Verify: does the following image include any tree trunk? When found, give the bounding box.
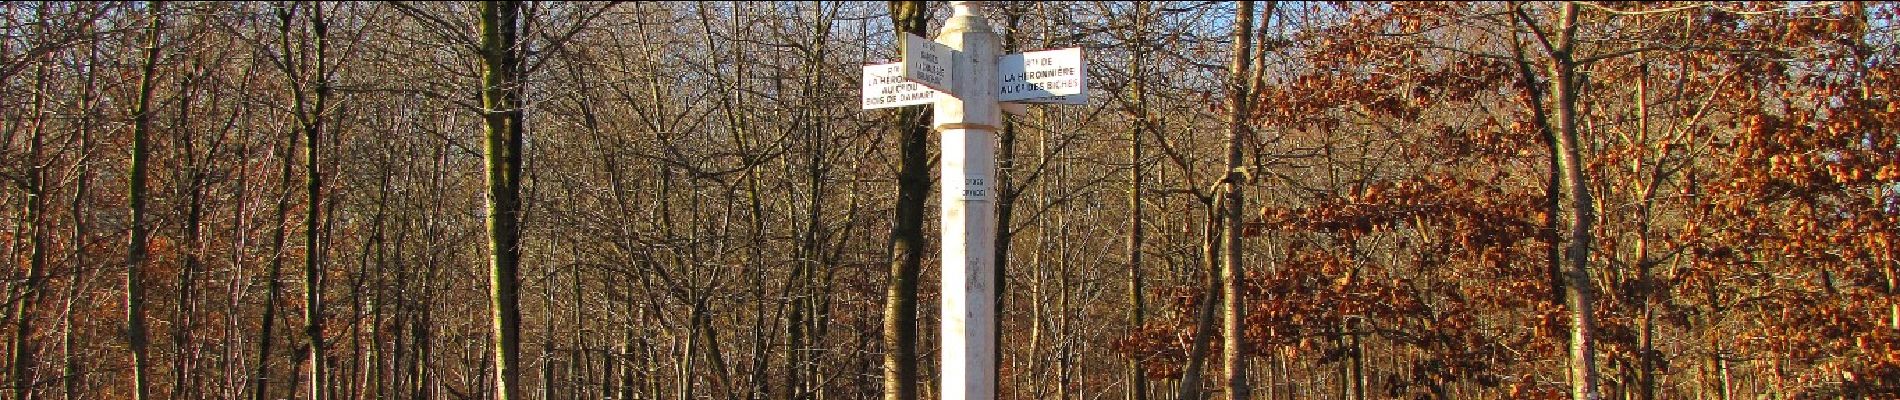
[1633,63,1658,400]
[787,16,834,393]
[1124,4,1150,397]
[1545,4,1602,399]
[994,6,1024,399]
[251,109,300,400]
[63,41,100,400]
[1222,2,1255,399]
[478,2,527,400]
[123,4,165,399]
[1176,204,1222,400]
[10,61,52,400]
[883,3,929,400]
[272,3,335,398]
[1507,12,1568,310]
[169,63,205,400]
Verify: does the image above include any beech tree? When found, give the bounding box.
[122,3,165,399]
[477,1,526,400]
[882,3,929,400]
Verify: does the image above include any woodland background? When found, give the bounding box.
[0,1,1896,400]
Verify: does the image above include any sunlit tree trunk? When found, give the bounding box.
[1514,3,1602,398]
[478,2,527,400]
[1123,4,1151,398]
[1632,63,1658,400]
[1551,12,1602,400]
[883,2,928,400]
[1221,2,1255,399]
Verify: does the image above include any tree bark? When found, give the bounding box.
[1633,63,1657,400]
[1506,4,1569,313]
[1176,204,1221,400]
[1221,2,1255,399]
[1510,5,1601,397]
[62,37,100,400]
[1124,4,1150,398]
[883,2,928,400]
[994,6,1024,399]
[251,103,300,400]
[479,2,527,400]
[10,61,52,400]
[169,73,205,400]
[272,3,334,397]
[1540,3,1602,399]
[123,4,165,399]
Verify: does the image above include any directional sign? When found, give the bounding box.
[863,62,945,110]
[901,33,955,95]
[999,47,1085,102]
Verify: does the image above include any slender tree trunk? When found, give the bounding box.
[251,113,300,400]
[883,3,928,400]
[570,272,586,400]
[1349,318,1364,400]
[1124,5,1150,396]
[1633,63,1658,400]
[1545,4,1602,399]
[57,275,81,400]
[171,154,206,400]
[1504,0,1565,333]
[61,82,93,400]
[169,64,205,400]
[677,301,701,400]
[271,3,334,398]
[479,2,527,400]
[346,245,368,400]
[786,24,834,394]
[619,340,635,400]
[993,6,1023,398]
[124,4,166,399]
[1506,7,1568,309]
[370,209,390,400]
[63,43,98,400]
[540,279,556,400]
[1221,2,1255,399]
[409,299,430,400]
[1540,126,1566,307]
[10,62,52,400]
[1176,203,1221,400]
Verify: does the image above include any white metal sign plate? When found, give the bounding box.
[901,33,956,95]
[999,47,1085,102]
[862,62,944,109]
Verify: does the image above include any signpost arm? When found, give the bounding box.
[936,2,1001,400]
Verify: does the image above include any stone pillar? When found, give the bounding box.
[935,2,1001,400]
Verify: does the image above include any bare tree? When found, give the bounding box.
[478,2,527,400]
[1220,2,1255,399]
[881,3,930,400]
[120,3,166,399]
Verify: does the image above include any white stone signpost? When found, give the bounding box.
[858,2,1088,399]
